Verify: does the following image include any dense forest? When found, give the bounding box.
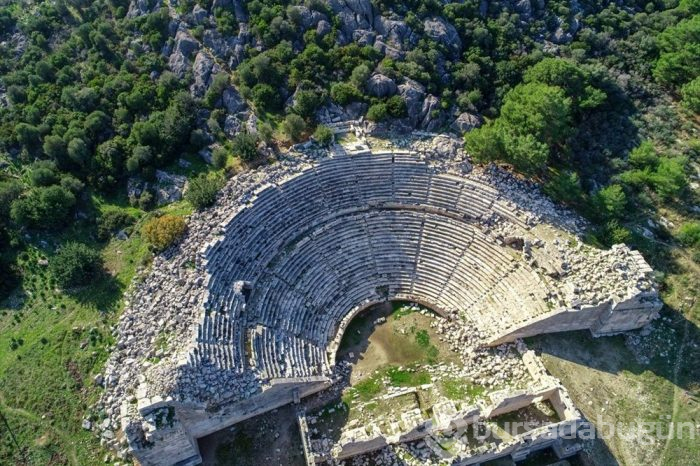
[0,0,699,286]
[0,0,698,463]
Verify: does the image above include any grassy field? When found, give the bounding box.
[0,193,193,464]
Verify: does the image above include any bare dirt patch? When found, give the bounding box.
[337,301,457,385]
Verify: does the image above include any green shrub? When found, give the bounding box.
[366,103,388,121]
[203,73,229,108]
[10,185,76,229]
[386,95,407,117]
[282,114,306,142]
[543,170,583,205]
[628,141,659,169]
[353,375,383,401]
[97,210,136,241]
[649,157,687,200]
[594,184,627,221]
[293,89,324,119]
[185,172,225,210]
[330,82,362,105]
[681,77,700,113]
[30,167,59,187]
[313,125,334,146]
[603,220,632,245]
[231,133,259,161]
[523,57,606,110]
[142,214,187,251]
[50,242,103,288]
[60,174,85,194]
[251,83,281,112]
[677,221,700,247]
[415,329,430,347]
[212,147,228,169]
[465,82,572,175]
[0,181,24,219]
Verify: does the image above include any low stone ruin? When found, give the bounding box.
[303,339,586,465]
[94,134,661,465]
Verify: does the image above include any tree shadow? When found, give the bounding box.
[527,302,700,391]
[71,271,124,313]
[570,82,641,187]
[526,302,700,464]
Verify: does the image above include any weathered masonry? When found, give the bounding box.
[96,136,661,465]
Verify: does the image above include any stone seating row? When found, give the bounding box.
[194,152,549,377]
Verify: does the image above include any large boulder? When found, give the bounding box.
[373,40,405,60]
[423,17,462,59]
[353,29,376,46]
[190,52,215,98]
[223,88,246,114]
[127,0,160,18]
[168,29,200,78]
[224,114,243,138]
[326,0,374,43]
[288,6,327,30]
[168,52,189,78]
[514,0,532,21]
[366,74,397,98]
[228,26,252,68]
[316,20,331,37]
[345,102,368,119]
[374,17,417,50]
[451,112,483,133]
[203,29,231,59]
[173,29,199,57]
[192,4,209,24]
[399,79,426,126]
[419,95,443,131]
[232,0,248,22]
[154,170,187,205]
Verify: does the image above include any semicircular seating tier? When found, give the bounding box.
[188,149,660,384]
[102,145,661,466]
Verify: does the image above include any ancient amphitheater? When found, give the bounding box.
[96,132,661,465]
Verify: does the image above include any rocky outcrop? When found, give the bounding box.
[419,94,444,131]
[515,0,533,21]
[316,20,332,37]
[327,0,375,43]
[399,79,426,127]
[451,112,483,133]
[423,16,462,59]
[353,29,376,46]
[168,29,199,78]
[127,0,161,18]
[224,114,243,138]
[212,0,247,21]
[223,88,246,114]
[366,74,397,97]
[374,17,417,51]
[192,4,208,24]
[190,52,215,98]
[288,5,328,31]
[155,170,187,205]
